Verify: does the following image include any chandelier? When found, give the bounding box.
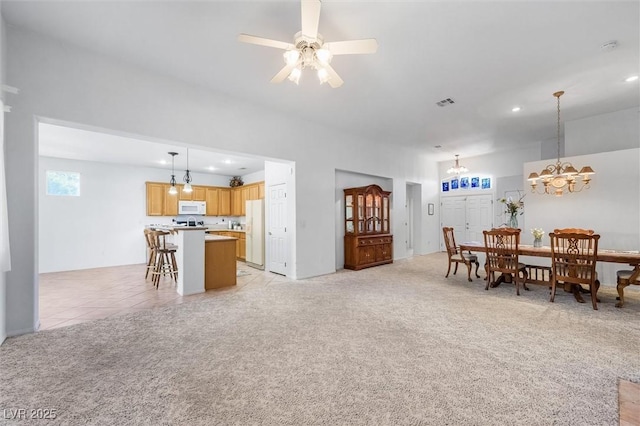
[527,91,594,196]
[446,155,468,175]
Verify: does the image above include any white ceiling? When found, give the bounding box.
[4,1,640,165]
[38,123,267,176]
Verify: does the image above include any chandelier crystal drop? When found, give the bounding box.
[527,91,594,196]
[446,155,469,175]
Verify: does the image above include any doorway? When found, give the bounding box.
[440,194,493,250]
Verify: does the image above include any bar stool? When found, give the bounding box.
[148,230,178,288]
[144,229,158,280]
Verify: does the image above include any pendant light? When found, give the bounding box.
[168,152,178,195]
[527,91,594,196]
[183,148,193,193]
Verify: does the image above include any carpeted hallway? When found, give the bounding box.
[1,253,639,425]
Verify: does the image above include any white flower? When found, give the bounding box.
[531,228,544,239]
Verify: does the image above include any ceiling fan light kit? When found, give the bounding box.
[238,0,377,88]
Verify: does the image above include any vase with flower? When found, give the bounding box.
[499,192,525,228]
[531,228,544,247]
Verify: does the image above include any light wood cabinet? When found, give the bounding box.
[146,182,165,216]
[207,230,246,260]
[258,182,265,200]
[205,188,220,216]
[219,189,231,216]
[192,186,206,201]
[146,181,264,217]
[231,188,242,216]
[344,184,393,270]
[165,188,178,216]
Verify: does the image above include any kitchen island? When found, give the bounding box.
[148,226,237,294]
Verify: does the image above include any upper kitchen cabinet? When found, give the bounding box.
[147,182,178,216]
[206,187,232,216]
[218,188,231,216]
[178,185,206,201]
[230,182,264,215]
[146,181,264,216]
[146,182,165,216]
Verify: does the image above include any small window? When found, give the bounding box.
[46,170,80,196]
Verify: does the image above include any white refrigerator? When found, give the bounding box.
[245,199,265,269]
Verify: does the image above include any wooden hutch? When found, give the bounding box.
[343,184,393,270]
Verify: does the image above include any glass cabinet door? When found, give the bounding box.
[357,194,365,233]
[374,194,381,232]
[382,196,389,233]
[345,194,354,233]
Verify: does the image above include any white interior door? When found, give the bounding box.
[268,183,287,275]
[440,195,493,249]
[466,195,493,242]
[440,197,466,250]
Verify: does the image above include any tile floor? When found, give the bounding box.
[38,262,288,330]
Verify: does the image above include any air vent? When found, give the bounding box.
[436,98,455,107]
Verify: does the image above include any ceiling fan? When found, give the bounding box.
[238,0,378,88]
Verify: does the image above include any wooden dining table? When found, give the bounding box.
[459,242,640,307]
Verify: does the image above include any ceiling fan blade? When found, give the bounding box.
[324,39,378,55]
[270,63,297,84]
[324,64,344,88]
[301,0,321,40]
[238,33,294,50]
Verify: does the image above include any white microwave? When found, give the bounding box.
[178,201,206,215]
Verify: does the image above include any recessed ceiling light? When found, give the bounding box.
[208,166,215,171]
[434,145,442,149]
[224,159,233,164]
[159,160,167,165]
[512,106,521,112]
[625,75,639,82]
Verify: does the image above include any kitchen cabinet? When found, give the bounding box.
[146,181,265,217]
[343,184,393,270]
[165,188,178,216]
[178,185,204,201]
[146,182,165,216]
[207,230,246,260]
[218,189,231,216]
[231,188,243,216]
[205,188,220,216]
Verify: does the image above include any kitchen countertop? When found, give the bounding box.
[205,235,238,242]
[207,228,245,233]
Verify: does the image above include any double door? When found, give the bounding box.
[440,195,493,250]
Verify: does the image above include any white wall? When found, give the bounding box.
[0,12,7,344]
[5,27,439,335]
[39,156,234,273]
[565,107,639,156]
[523,148,640,285]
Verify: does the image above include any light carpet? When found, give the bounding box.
[1,253,639,425]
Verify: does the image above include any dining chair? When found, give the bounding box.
[552,228,600,301]
[615,268,640,308]
[442,227,480,282]
[549,231,600,310]
[483,227,527,295]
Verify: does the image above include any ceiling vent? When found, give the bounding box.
[436,98,455,107]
